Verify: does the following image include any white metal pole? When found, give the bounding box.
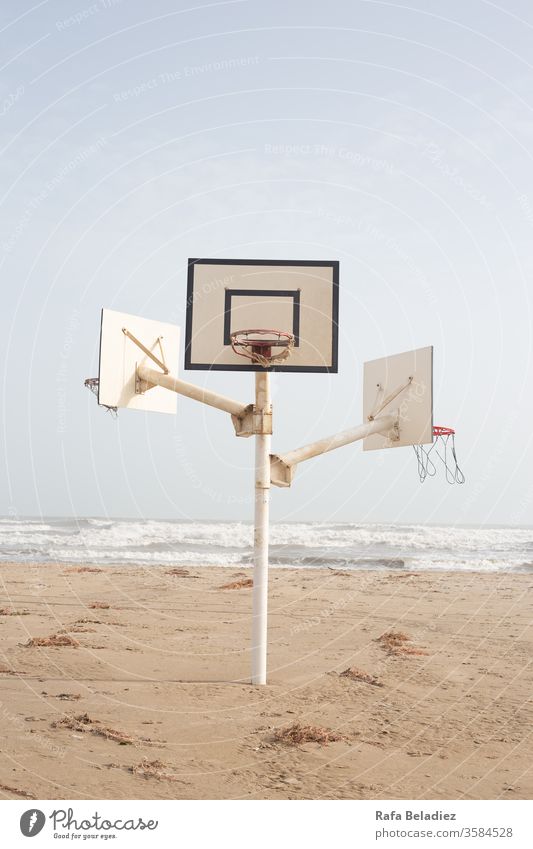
[251,370,271,685]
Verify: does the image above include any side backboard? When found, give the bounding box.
[98,309,180,414]
[185,259,339,372]
[363,346,433,450]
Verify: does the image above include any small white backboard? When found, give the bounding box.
[363,346,433,450]
[185,258,339,372]
[98,308,180,414]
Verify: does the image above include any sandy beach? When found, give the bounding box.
[0,562,531,800]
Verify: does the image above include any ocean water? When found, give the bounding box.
[0,517,531,573]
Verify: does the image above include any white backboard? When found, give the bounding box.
[98,309,180,414]
[363,346,433,450]
[185,259,339,372]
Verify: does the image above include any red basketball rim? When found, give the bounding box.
[433,425,455,437]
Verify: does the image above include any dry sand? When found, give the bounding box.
[0,562,532,800]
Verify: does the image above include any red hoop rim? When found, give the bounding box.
[433,425,455,437]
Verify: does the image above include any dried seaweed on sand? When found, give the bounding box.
[340,667,383,687]
[272,722,344,746]
[24,634,79,648]
[376,630,428,656]
[129,759,181,781]
[220,578,253,590]
[0,608,30,616]
[88,601,110,610]
[0,781,36,799]
[385,572,418,580]
[64,566,103,574]
[51,713,159,746]
[73,618,103,625]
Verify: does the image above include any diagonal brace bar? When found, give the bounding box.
[368,376,413,420]
[122,327,169,374]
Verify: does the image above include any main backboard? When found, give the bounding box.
[363,346,433,450]
[185,259,339,372]
[97,308,180,414]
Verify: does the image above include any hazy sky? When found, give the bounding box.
[1,0,532,525]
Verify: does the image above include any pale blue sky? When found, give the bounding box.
[0,0,532,525]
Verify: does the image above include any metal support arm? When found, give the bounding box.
[270,413,399,487]
[136,365,250,432]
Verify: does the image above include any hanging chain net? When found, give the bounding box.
[413,429,465,485]
[244,345,293,368]
[84,378,118,417]
[230,329,295,367]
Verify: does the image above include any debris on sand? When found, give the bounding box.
[394,645,429,656]
[377,630,410,649]
[340,667,383,687]
[165,568,191,577]
[129,759,181,782]
[376,631,428,656]
[64,566,103,574]
[220,578,253,590]
[385,572,418,580]
[55,693,82,701]
[0,608,30,616]
[271,722,344,746]
[23,634,79,648]
[0,781,36,799]
[326,566,347,576]
[51,713,159,746]
[72,618,103,625]
[88,602,110,610]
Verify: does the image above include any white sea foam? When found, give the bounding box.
[0,517,530,572]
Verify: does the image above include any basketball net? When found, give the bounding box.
[84,378,118,417]
[413,426,465,484]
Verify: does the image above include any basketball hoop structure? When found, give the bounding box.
[231,329,294,367]
[85,260,466,687]
[414,425,465,484]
